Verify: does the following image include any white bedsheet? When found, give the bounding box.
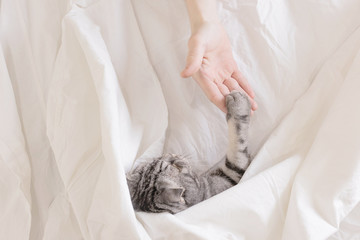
[1,0,360,239]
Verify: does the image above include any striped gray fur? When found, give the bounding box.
[127,91,252,214]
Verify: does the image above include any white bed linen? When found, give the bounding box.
[1,0,360,239]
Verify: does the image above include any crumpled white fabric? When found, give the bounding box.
[1,0,360,239]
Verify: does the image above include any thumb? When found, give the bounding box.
[181,39,205,78]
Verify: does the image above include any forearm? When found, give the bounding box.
[184,0,220,32]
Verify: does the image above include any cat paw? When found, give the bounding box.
[226,91,251,121]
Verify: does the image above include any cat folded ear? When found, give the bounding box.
[172,159,188,170]
[157,179,185,204]
[171,158,190,173]
[157,178,181,190]
[161,188,185,204]
[163,154,189,172]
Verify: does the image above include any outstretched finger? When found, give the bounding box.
[232,70,255,99]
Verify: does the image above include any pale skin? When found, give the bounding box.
[182,0,257,113]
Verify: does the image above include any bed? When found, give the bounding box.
[1,0,360,239]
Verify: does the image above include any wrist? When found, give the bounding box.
[185,0,220,33]
[191,19,220,33]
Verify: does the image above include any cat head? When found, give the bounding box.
[126,154,199,214]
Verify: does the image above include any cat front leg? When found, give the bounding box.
[221,91,251,183]
[203,91,251,198]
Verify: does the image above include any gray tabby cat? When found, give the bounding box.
[126,91,251,214]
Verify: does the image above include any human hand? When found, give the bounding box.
[181,22,257,113]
